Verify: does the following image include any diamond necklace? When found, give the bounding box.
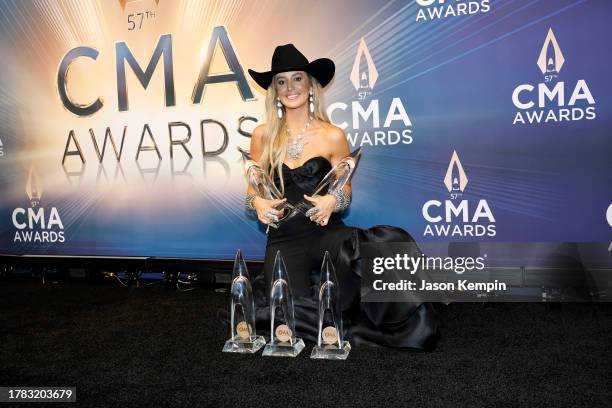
[286,116,313,161]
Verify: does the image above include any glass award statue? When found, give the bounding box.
[239,148,294,228]
[262,251,305,357]
[293,147,362,215]
[222,249,265,353]
[310,251,351,360]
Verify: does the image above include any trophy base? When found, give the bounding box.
[222,335,266,354]
[310,341,351,360]
[262,338,305,357]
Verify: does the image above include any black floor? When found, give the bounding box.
[0,281,610,407]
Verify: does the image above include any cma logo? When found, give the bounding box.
[0,136,4,157]
[415,0,490,22]
[512,28,596,125]
[57,26,253,116]
[350,37,378,100]
[422,151,496,237]
[444,150,468,194]
[327,37,413,148]
[12,167,65,243]
[537,27,564,77]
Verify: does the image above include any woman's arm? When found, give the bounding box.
[247,124,265,196]
[247,124,285,224]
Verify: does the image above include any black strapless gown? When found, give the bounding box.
[251,156,438,351]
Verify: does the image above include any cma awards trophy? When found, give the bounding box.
[222,250,265,353]
[262,251,305,357]
[310,251,351,360]
[239,148,295,228]
[293,147,363,215]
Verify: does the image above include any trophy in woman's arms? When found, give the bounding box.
[239,148,295,228]
[293,147,362,215]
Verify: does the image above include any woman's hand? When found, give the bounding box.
[253,197,286,225]
[303,194,336,226]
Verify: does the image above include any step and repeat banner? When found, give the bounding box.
[0,0,610,268]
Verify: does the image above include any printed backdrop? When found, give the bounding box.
[0,0,610,263]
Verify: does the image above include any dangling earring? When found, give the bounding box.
[276,97,283,119]
[309,89,314,114]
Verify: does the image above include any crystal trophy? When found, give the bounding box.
[222,249,265,353]
[262,251,305,357]
[293,147,362,215]
[239,148,295,228]
[311,251,351,360]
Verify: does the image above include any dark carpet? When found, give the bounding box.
[0,281,610,408]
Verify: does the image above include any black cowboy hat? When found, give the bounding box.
[248,44,335,90]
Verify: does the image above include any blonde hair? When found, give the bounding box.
[259,74,330,194]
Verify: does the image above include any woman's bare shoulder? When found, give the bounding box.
[250,124,267,161]
[252,123,267,140]
[316,121,349,158]
[318,121,345,143]
[320,122,348,152]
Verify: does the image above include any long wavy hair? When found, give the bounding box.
[258,74,330,194]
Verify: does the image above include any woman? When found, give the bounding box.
[245,44,437,350]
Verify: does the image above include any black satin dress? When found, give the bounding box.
[251,156,438,351]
